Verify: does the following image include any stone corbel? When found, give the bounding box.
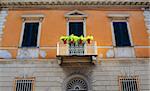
[91,56,97,64]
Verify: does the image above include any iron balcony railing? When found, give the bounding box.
[57,41,97,56]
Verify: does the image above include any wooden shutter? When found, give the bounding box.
[21,22,39,47]
[69,22,84,36]
[113,22,131,47]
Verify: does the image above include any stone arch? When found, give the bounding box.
[63,74,91,91]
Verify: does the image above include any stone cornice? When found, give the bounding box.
[0,0,150,9]
[0,58,149,64]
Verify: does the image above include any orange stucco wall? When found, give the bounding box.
[1,9,149,58]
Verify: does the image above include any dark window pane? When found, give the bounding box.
[21,23,39,47]
[68,22,84,55]
[16,80,33,91]
[69,22,84,36]
[122,79,138,91]
[113,22,131,47]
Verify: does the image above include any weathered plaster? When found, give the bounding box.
[114,47,135,58]
[0,9,8,46]
[39,50,47,58]
[144,10,150,38]
[0,50,12,58]
[106,49,114,58]
[17,48,39,59]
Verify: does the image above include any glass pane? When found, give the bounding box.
[69,22,84,36]
[113,22,131,47]
[21,22,39,47]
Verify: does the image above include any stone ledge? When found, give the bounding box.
[0,0,150,9]
[0,58,149,64]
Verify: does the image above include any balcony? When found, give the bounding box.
[56,41,97,64]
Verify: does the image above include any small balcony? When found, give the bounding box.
[56,41,97,64]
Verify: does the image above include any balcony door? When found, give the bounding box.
[69,22,84,55]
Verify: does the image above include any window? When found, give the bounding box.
[113,22,131,47]
[14,78,35,91]
[68,22,84,55]
[65,10,87,55]
[66,77,88,91]
[69,22,84,36]
[119,76,140,91]
[21,22,39,47]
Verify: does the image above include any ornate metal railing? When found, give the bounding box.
[57,41,97,56]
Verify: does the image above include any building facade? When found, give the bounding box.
[0,0,150,91]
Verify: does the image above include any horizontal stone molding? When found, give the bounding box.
[0,0,150,9]
[0,58,149,64]
[21,14,45,21]
[0,46,150,49]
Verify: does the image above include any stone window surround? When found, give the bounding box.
[19,14,44,48]
[63,74,91,91]
[65,10,87,36]
[108,14,135,58]
[65,10,87,56]
[118,76,140,91]
[108,14,133,47]
[13,77,35,91]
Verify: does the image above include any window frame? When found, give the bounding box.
[66,19,87,55]
[19,20,42,48]
[67,19,86,36]
[111,20,133,47]
[118,76,140,91]
[13,77,35,91]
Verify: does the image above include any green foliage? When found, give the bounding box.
[79,35,86,42]
[60,34,94,44]
[60,36,69,41]
[86,35,93,40]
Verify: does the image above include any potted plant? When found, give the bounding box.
[79,35,86,44]
[86,35,93,44]
[73,35,80,45]
[60,35,94,44]
[68,34,80,44]
[60,36,69,44]
[69,34,75,44]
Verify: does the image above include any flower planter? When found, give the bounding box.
[87,39,91,44]
[70,41,74,44]
[86,35,93,44]
[79,40,83,44]
[63,40,67,44]
[60,34,94,45]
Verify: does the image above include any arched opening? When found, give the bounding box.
[66,77,88,91]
